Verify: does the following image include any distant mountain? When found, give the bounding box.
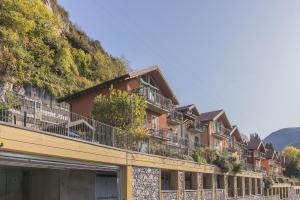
[263,127,300,151]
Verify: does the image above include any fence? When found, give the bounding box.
[0,93,202,161]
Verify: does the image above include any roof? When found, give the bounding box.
[230,125,243,143]
[247,139,266,152]
[176,104,200,116]
[199,109,231,128]
[60,66,179,104]
[199,109,224,122]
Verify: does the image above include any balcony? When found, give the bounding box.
[148,128,172,140]
[254,151,266,159]
[213,127,231,139]
[188,120,206,133]
[0,92,262,173]
[138,85,173,113]
[167,109,183,125]
[170,136,206,150]
[228,142,245,154]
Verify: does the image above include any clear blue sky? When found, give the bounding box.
[58,0,300,138]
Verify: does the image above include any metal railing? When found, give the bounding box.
[138,85,173,111]
[188,119,206,133]
[0,92,264,173]
[254,151,266,159]
[170,137,207,151]
[168,109,183,123]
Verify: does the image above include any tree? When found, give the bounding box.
[250,133,261,141]
[282,146,300,177]
[265,143,274,150]
[91,87,148,137]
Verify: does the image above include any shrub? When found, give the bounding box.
[213,156,232,173]
[263,176,274,189]
[232,162,244,173]
[192,153,207,164]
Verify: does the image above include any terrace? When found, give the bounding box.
[0,92,261,174]
[138,84,173,113]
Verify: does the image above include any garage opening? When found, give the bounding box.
[0,153,121,200]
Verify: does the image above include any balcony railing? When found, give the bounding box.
[188,120,206,133]
[245,163,266,173]
[138,85,173,111]
[168,109,183,124]
[148,128,172,140]
[170,137,207,151]
[0,92,262,173]
[254,151,266,159]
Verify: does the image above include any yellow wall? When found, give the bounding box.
[0,124,262,179]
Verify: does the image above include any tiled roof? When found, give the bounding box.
[176,104,195,112]
[60,66,179,104]
[199,109,223,122]
[247,139,262,150]
[176,104,200,116]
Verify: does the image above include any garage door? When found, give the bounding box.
[0,151,120,171]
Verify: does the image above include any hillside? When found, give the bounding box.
[263,127,300,151]
[0,0,127,97]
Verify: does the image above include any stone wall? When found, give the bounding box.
[178,171,184,200]
[185,190,197,200]
[132,167,160,200]
[162,191,177,200]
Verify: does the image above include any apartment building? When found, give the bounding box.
[199,110,232,152]
[226,126,248,164]
[246,135,266,172]
[262,149,284,176]
[174,104,205,150]
[0,66,298,200]
[63,66,179,139]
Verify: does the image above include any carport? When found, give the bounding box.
[0,152,121,200]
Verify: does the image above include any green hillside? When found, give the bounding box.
[0,0,127,97]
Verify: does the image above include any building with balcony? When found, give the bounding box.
[226,126,248,163]
[174,104,206,150]
[0,66,298,200]
[262,148,284,176]
[62,66,179,140]
[246,135,266,172]
[199,109,232,152]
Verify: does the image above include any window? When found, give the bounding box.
[150,115,159,130]
[213,121,222,133]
